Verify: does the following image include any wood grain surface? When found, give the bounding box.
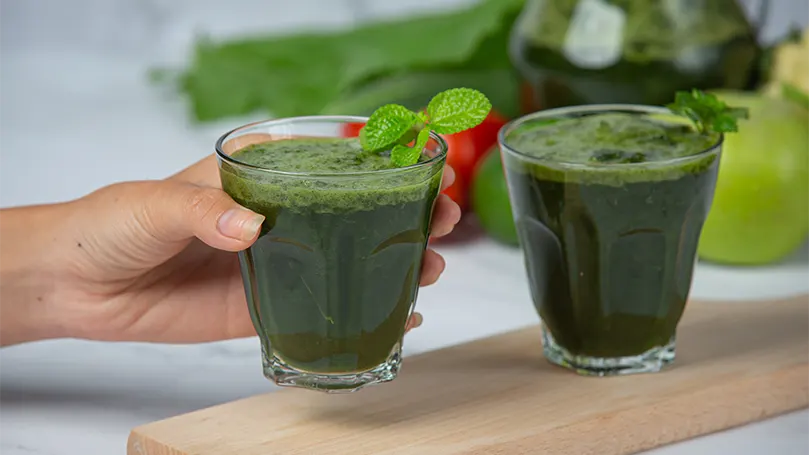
[128,295,809,455]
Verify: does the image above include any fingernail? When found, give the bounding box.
[410,313,423,329]
[218,208,265,241]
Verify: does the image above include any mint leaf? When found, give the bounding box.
[666,89,749,134]
[360,104,418,152]
[426,87,492,134]
[711,114,739,133]
[391,128,432,167]
[361,87,492,168]
[390,144,417,167]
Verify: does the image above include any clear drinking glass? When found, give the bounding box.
[215,116,447,392]
[499,105,723,376]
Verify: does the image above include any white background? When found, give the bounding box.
[1,0,808,454]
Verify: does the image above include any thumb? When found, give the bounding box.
[144,181,265,252]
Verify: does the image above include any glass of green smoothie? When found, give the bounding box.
[499,105,723,376]
[215,116,446,392]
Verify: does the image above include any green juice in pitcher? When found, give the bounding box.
[509,0,763,111]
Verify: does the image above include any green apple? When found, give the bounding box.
[698,90,809,265]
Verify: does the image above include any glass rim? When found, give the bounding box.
[497,104,724,169]
[215,115,448,178]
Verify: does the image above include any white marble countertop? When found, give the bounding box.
[2,1,809,453]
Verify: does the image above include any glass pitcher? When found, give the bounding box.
[510,0,766,112]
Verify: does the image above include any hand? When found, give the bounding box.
[0,151,461,346]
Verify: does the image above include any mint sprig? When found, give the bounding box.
[666,89,749,134]
[360,88,492,167]
[391,127,432,167]
[359,104,420,152]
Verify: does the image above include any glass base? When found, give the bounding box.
[541,324,676,376]
[261,343,402,394]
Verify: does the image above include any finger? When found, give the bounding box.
[170,155,220,188]
[430,194,462,238]
[143,181,265,252]
[440,165,456,192]
[419,249,446,286]
[170,133,276,187]
[404,312,423,333]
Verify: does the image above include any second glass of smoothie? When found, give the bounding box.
[215,117,446,392]
[499,105,723,376]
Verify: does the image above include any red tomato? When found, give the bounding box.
[459,110,510,159]
[443,111,509,181]
[341,122,365,137]
[438,111,508,211]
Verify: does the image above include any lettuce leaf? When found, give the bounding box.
[173,0,525,121]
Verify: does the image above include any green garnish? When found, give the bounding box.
[666,89,750,134]
[360,88,492,167]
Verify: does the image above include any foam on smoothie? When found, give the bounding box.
[233,137,393,173]
[504,113,721,186]
[220,137,442,213]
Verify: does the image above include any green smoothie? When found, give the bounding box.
[501,110,721,373]
[219,137,442,379]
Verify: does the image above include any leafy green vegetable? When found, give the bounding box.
[162,0,524,121]
[666,89,750,134]
[361,88,492,167]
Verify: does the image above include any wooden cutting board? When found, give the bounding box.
[128,295,809,455]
